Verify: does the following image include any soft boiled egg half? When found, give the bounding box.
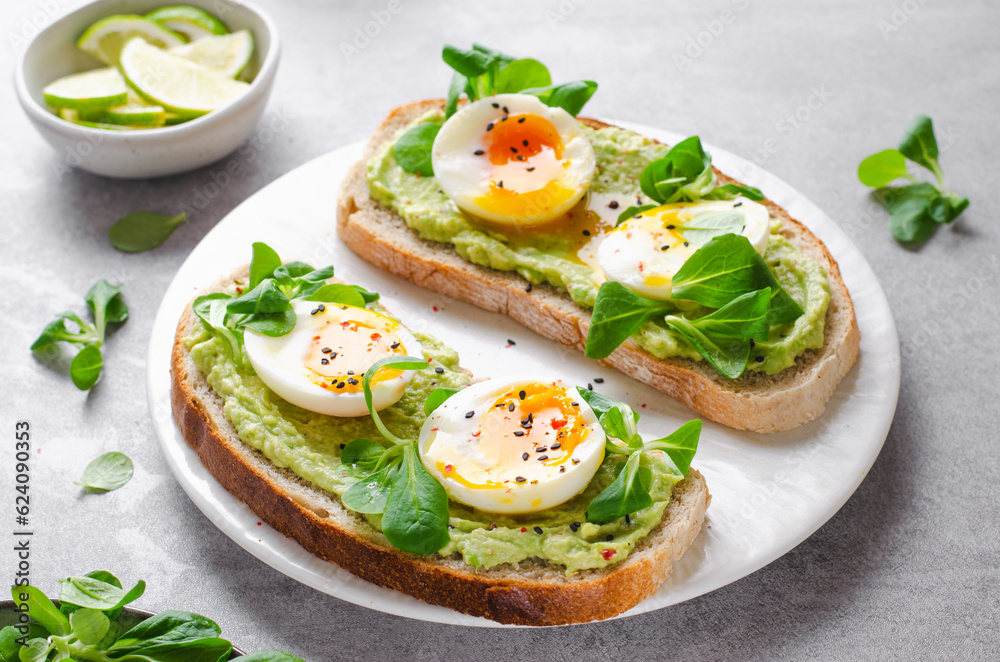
[431,93,596,226]
[418,377,605,514]
[244,301,423,417]
[597,197,771,300]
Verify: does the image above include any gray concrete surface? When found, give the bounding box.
[3,0,999,659]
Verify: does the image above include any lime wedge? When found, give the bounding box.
[78,15,186,65]
[119,37,250,118]
[80,103,166,127]
[146,5,229,42]
[170,30,254,78]
[58,107,142,131]
[44,67,128,110]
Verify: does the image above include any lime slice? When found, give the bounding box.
[78,15,186,65]
[80,103,166,127]
[44,67,128,111]
[146,5,229,42]
[119,37,250,118]
[164,112,189,125]
[170,30,254,78]
[58,107,142,131]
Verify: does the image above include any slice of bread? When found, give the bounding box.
[170,269,711,625]
[337,100,861,433]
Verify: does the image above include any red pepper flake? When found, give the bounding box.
[520,527,527,533]
[550,418,568,430]
[444,464,454,472]
[432,306,439,312]
[236,287,243,294]
[601,549,616,560]
[641,404,647,408]
[472,431,481,437]
[257,522,262,526]
[370,332,382,342]
[431,427,440,432]
[340,321,352,328]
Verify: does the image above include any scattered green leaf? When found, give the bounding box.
[74,452,134,492]
[109,211,186,253]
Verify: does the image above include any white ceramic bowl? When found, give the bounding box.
[14,0,280,179]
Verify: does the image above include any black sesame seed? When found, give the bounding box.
[486,122,494,131]
[608,200,619,209]
[525,282,533,292]
[487,522,497,531]
[518,117,525,123]
[507,339,516,346]
[755,356,765,363]
[526,167,535,172]
[501,115,508,121]
[516,155,524,161]
[533,526,543,534]
[522,139,529,147]
[320,358,329,365]
[513,430,525,437]
[570,521,581,532]
[347,370,355,375]
[522,452,529,461]
[330,351,338,359]
[537,455,548,461]
[684,241,690,247]
[625,514,631,524]
[582,229,591,236]
[572,458,580,464]
[491,102,499,108]
[465,410,475,418]
[336,382,346,389]
[321,347,333,354]
[515,476,526,483]
[339,443,346,449]
[348,378,358,385]
[391,341,400,349]
[666,224,676,230]
[606,534,614,541]
[502,106,509,114]
[594,377,604,384]
[571,401,579,407]
[310,307,321,315]
[559,465,566,473]
[519,389,526,400]
[317,304,326,312]
[660,245,670,251]
[510,146,518,153]
[550,442,561,450]
[474,149,484,155]
[749,339,756,348]
[587,383,593,391]
[536,446,548,453]
[339,305,348,310]
[509,402,516,412]
[734,201,743,207]
[497,180,503,188]
[435,366,444,374]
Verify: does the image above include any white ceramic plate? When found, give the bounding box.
[147,125,900,628]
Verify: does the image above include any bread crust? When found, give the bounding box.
[170,269,710,625]
[336,100,860,433]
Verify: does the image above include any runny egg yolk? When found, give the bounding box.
[476,113,576,219]
[436,381,588,489]
[303,306,408,394]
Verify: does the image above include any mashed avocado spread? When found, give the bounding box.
[366,111,831,374]
[187,304,682,574]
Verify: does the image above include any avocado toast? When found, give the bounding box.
[171,247,710,625]
[337,99,860,433]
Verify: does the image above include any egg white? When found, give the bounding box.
[418,377,605,514]
[244,300,423,417]
[431,93,596,226]
[597,197,770,300]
